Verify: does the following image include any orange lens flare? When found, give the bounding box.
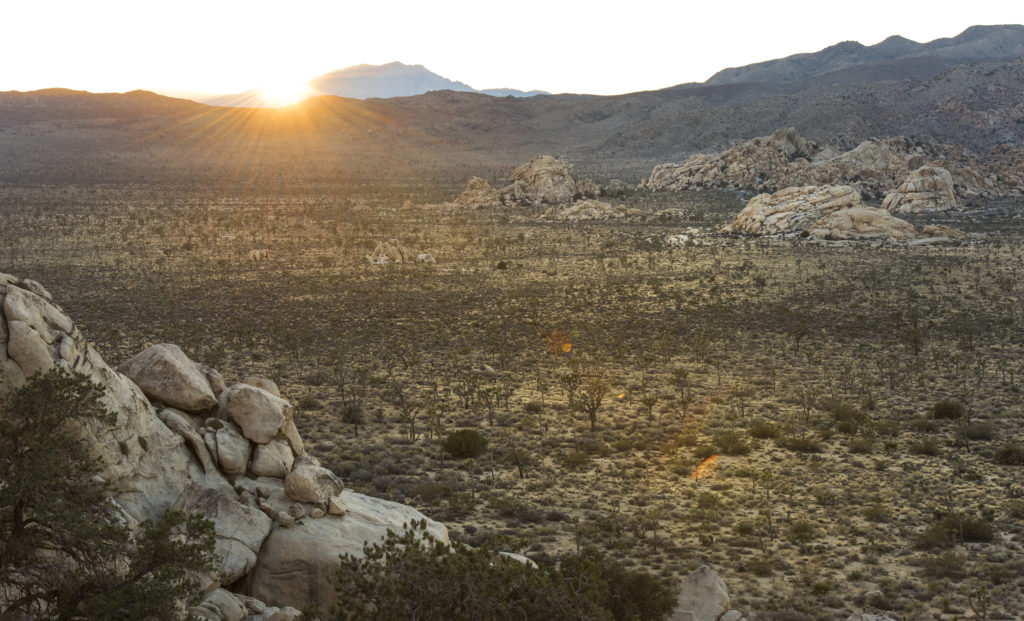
[693,454,720,480]
[562,343,572,353]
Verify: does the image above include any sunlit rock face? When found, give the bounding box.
[0,271,450,616]
[882,165,960,214]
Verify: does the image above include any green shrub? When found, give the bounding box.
[915,513,996,549]
[863,504,891,523]
[994,440,1024,465]
[443,429,488,459]
[931,399,965,420]
[919,551,967,578]
[909,438,940,456]
[692,444,718,460]
[296,393,324,410]
[561,451,590,469]
[964,422,996,441]
[787,520,818,545]
[748,421,778,439]
[713,430,750,455]
[777,435,822,453]
[849,437,874,454]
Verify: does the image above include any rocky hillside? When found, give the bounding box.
[707,25,1024,86]
[0,272,448,617]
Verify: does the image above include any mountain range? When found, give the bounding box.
[200,62,547,107]
[1,25,1021,186]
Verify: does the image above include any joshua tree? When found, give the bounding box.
[576,377,609,432]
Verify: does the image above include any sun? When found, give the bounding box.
[256,77,315,107]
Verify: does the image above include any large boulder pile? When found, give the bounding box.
[500,155,600,206]
[725,185,916,241]
[0,272,448,618]
[641,128,1024,201]
[882,166,960,214]
[671,565,745,621]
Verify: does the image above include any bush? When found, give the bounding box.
[964,422,996,441]
[931,399,965,420]
[748,421,778,439]
[919,551,967,578]
[849,437,875,454]
[330,520,676,621]
[713,430,750,455]
[787,520,818,545]
[443,429,488,459]
[915,513,996,549]
[994,440,1024,465]
[909,438,940,456]
[777,435,822,453]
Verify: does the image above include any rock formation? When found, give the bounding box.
[725,185,916,241]
[0,272,449,617]
[500,155,600,206]
[882,166,960,214]
[454,177,502,208]
[366,238,412,264]
[535,199,639,222]
[641,128,1023,201]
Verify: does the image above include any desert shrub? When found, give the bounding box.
[330,521,676,621]
[692,444,718,460]
[409,482,453,504]
[849,437,875,454]
[919,550,967,578]
[911,418,938,433]
[748,421,778,439]
[1004,499,1024,519]
[874,420,901,437]
[787,520,818,545]
[909,438,940,456]
[963,422,996,441]
[915,513,997,549]
[561,451,590,469]
[993,440,1024,465]
[863,504,891,523]
[713,430,750,455]
[931,399,965,420]
[443,429,488,459]
[296,393,324,410]
[777,435,822,453]
[829,402,866,434]
[489,496,545,523]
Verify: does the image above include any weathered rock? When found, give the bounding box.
[218,384,293,445]
[200,365,227,397]
[719,611,746,621]
[366,239,411,264]
[280,418,304,456]
[160,408,218,475]
[243,376,280,398]
[1,274,196,523]
[501,156,582,205]
[415,252,436,263]
[454,177,502,208]
[248,490,449,610]
[6,320,54,378]
[671,565,731,621]
[728,185,914,240]
[175,483,273,585]
[204,420,252,478]
[119,344,217,412]
[882,166,960,214]
[921,224,969,239]
[284,458,344,505]
[847,614,898,621]
[807,207,916,241]
[250,440,296,478]
[189,588,247,621]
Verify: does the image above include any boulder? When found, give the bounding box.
[159,408,218,475]
[366,239,411,265]
[118,344,217,412]
[200,365,227,397]
[218,384,293,444]
[248,489,449,610]
[882,166,960,214]
[250,440,296,478]
[175,483,274,585]
[189,588,247,621]
[284,458,344,505]
[921,224,968,239]
[454,177,502,208]
[671,565,731,621]
[243,376,280,398]
[204,420,252,478]
[6,319,54,378]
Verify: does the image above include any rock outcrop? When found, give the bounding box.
[499,155,603,206]
[642,128,1023,201]
[725,185,915,240]
[881,166,960,214]
[536,199,639,222]
[454,177,502,208]
[0,271,449,617]
[366,238,412,264]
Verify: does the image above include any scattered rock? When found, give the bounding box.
[189,588,247,621]
[921,224,968,239]
[415,252,436,263]
[118,343,217,412]
[882,166,960,214]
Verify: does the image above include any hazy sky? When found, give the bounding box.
[3,0,1021,101]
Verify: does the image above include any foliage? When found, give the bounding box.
[931,399,966,420]
[443,429,488,459]
[915,512,997,549]
[0,368,216,619]
[329,520,676,621]
[993,440,1024,465]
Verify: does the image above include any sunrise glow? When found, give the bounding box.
[256,77,317,107]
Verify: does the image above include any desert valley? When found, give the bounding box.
[2,21,1024,621]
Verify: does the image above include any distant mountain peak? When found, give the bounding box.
[308,61,546,101]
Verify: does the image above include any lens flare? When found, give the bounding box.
[562,342,572,353]
[693,454,720,480]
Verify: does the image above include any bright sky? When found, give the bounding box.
[2,0,1020,102]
